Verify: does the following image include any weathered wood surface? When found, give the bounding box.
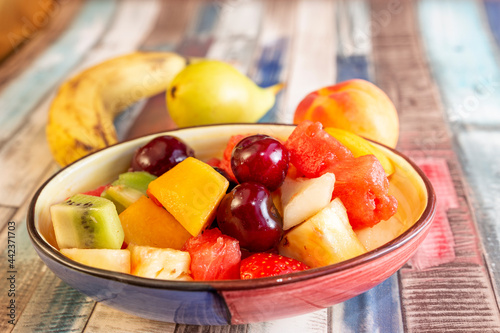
[1,0,500,331]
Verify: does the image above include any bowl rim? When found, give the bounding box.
[27,123,437,292]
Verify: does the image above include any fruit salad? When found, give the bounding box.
[49,121,399,281]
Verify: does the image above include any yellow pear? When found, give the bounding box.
[166,60,283,127]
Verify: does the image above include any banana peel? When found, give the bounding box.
[46,52,189,166]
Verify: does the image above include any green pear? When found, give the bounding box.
[166,60,283,127]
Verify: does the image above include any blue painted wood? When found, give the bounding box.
[0,0,117,143]
[336,274,403,333]
[336,55,370,82]
[483,1,500,47]
[257,38,287,123]
[418,0,500,126]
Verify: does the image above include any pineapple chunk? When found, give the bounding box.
[355,216,404,251]
[279,198,366,268]
[60,248,130,274]
[280,173,335,230]
[129,244,192,281]
[148,157,229,236]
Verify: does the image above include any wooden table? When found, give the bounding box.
[1,0,500,331]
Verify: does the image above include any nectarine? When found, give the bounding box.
[293,79,399,148]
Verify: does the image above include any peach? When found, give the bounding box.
[293,79,399,148]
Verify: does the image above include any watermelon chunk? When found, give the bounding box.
[285,121,353,178]
[328,154,398,229]
[219,134,246,182]
[182,228,241,280]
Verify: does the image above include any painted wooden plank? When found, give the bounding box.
[249,0,295,123]
[206,0,264,73]
[484,1,500,48]
[371,0,500,331]
[140,0,199,52]
[408,158,457,270]
[457,131,500,290]
[418,0,500,126]
[247,310,328,333]
[176,1,222,57]
[0,165,58,333]
[331,274,403,333]
[280,0,336,124]
[0,97,56,207]
[84,303,176,333]
[0,0,118,144]
[12,271,95,332]
[0,0,84,93]
[335,0,372,82]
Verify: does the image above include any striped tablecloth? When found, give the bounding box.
[1,0,500,331]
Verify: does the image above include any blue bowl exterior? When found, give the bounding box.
[31,245,230,325]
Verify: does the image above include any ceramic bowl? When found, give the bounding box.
[27,123,436,325]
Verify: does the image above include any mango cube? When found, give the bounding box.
[119,195,191,249]
[147,157,229,236]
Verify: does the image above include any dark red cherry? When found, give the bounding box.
[131,135,194,176]
[231,134,289,191]
[216,182,283,252]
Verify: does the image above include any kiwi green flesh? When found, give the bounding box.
[50,194,124,250]
[101,186,143,214]
[111,171,157,194]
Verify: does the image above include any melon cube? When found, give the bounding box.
[148,157,229,236]
[119,195,191,250]
[279,198,367,268]
[60,248,130,274]
[280,172,336,230]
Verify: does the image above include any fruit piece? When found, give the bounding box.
[219,134,247,181]
[111,171,157,193]
[293,79,399,148]
[101,171,157,213]
[231,134,289,191]
[130,135,195,176]
[166,60,283,127]
[279,198,367,268]
[212,166,238,193]
[240,253,309,279]
[46,52,190,166]
[82,185,109,197]
[148,157,229,236]
[119,196,191,249]
[285,121,353,178]
[280,173,336,230]
[0,0,55,61]
[355,216,404,251]
[60,248,130,274]
[324,127,394,176]
[216,182,283,252]
[50,194,124,249]
[182,228,241,280]
[129,244,192,281]
[328,154,398,229]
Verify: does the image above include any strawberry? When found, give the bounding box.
[240,253,309,279]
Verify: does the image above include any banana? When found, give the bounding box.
[46,52,189,166]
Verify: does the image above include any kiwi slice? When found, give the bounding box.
[101,171,157,213]
[50,194,124,249]
[112,171,157,193]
